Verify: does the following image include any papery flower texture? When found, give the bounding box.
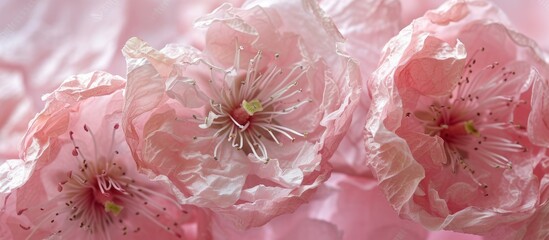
[2,0,549,239]
[0,72,209,240]
[366,0,549,237]
[122,0,359,229]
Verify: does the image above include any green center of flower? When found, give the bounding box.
[230,99,264,126]
[464,120,480,137]
[104,200,124,216]
[242,99,263,115]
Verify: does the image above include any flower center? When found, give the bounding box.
[408,47,527,196]
[94,173,126,216]
[17,124,189,239]
[438,120,479,144]
[231,105,252,126]
[104,201,124,216]
[242,99,263,116]
[229,99,263,126]
[191,46,311,162]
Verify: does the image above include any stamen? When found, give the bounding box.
[256,127,281,145]
[228,115,246,129]
[241,51,263,99]
[213,139,223,160]
[268,124,306,137]
[262,66,307,106]
[108,124,119,160]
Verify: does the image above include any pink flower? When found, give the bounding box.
[366,0,548,235]
[0,72,209,239]
[122,0,360,229]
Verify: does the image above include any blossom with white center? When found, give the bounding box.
[122,0,360,229]
[191,46,311,163]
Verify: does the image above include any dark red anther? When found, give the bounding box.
[17,208,28,215]
[83,124,88,132]
[19,224,30,230]
[114,123,120,129]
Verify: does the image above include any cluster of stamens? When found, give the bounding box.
[191,45,311,163]
[407,47,527,196]
[16,124,188,239]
